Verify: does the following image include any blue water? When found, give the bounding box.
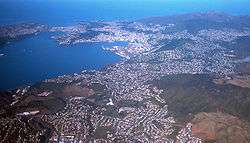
[0,33,123,90]
[1,0,250,26]
[1,0,250,90]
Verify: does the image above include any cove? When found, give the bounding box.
[0,33,125,90]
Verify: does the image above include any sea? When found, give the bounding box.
[0,0,250,90]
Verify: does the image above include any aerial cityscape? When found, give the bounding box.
[0,0,250,143]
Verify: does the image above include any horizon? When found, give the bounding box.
[1,0,250,143]
[1,0,250,25]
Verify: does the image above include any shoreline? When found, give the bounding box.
[1,12,250,142]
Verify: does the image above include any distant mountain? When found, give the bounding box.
[140,12,250,33]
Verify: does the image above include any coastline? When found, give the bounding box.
[0,12,250,142]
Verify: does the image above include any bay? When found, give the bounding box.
[1,0,250,90]
[0,32,124,90]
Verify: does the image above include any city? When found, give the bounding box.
[1,12,250,143]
